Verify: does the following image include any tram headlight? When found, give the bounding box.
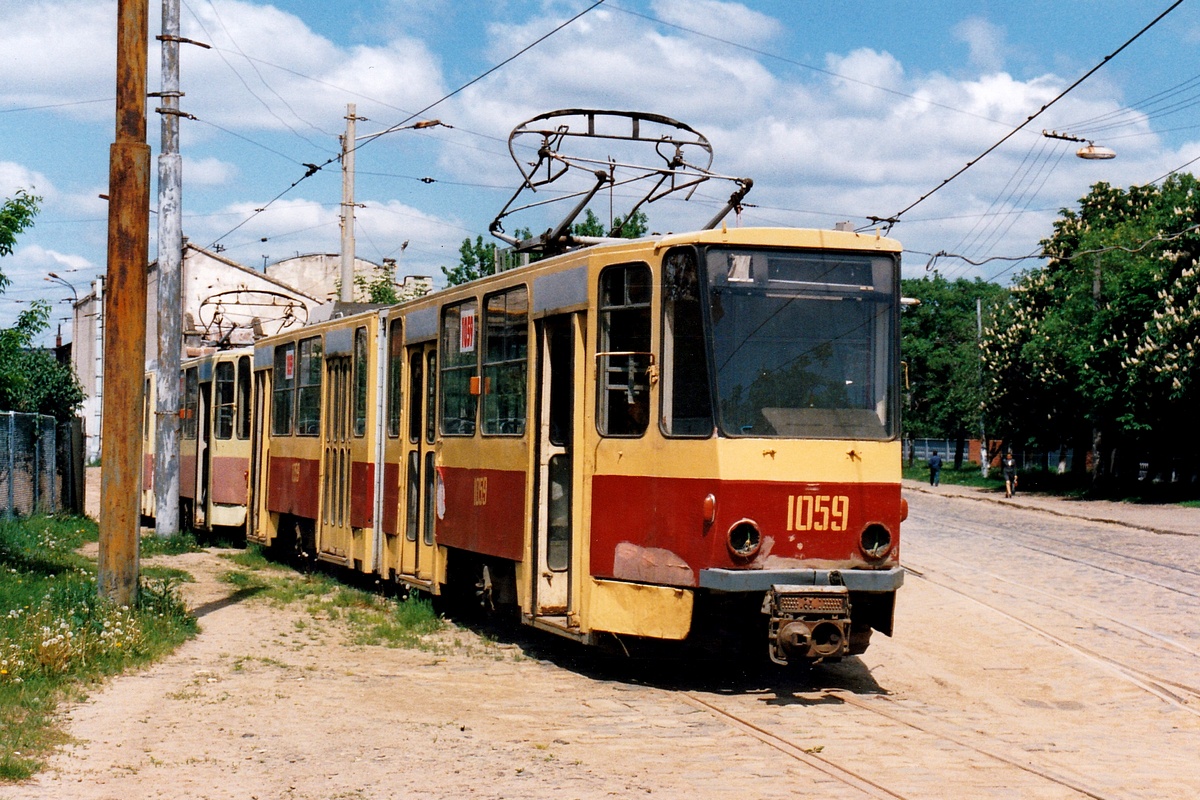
[726,519,762,561]
[859,524,893,561]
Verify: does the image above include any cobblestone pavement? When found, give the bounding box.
[904,478,1200,536]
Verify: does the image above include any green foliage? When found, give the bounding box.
[900,274,1008,440]
[441,235,498,287]
[982,175,1200,481]
[441,209,651,287]
[0,190,41,290]
[0,515,196,779]
[0,191,83,421]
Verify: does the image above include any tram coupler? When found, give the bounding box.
[763,584,851,665]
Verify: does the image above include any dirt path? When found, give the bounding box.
[5,473,1197,799]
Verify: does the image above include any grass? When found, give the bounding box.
[904,461,1200,506]
[0,515,197,781]
[217,545,444,649]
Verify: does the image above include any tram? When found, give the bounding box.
[141,347,255,534]
[249,223,905,664]
[147,110,906,664]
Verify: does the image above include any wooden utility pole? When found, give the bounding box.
[98,0,150,605]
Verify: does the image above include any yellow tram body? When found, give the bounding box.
[249,226,905,663]
[141,347,255,533]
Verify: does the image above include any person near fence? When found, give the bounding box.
[1003,451,1018,498]
[927,450,943,487]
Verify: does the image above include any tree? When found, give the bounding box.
[440,209,652,287]
[0,190,84,421]
[900,274,1007,466]
[441,235,498,287]
[0,189,40,289]
[982,175,1200,489]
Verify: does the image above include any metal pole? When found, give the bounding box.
[339,103,357,303]
[977,297,988,478]
[154,0,182,539]
[98,0,150,606]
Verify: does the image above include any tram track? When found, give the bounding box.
[903,558,1200,716]
[682,689,1124,800]
[906,508,1200,600]
[681,693,909,800]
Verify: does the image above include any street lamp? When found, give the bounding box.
[45,272,79,304]
[1042,130,1116,160]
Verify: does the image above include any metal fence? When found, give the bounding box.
[906,438,1076,472]
[0,411,84,518]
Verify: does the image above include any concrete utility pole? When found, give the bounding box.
[339,111,441,303]
[339,103,360,303]
[153,0,183,538]
[98,0,151,605]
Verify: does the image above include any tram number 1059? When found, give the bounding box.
[786,494,850,532]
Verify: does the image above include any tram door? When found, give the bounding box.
[533,313,581,617]
[194,380,212,528]
[248,369,268,541]
[321,355,353,561]
[400,344,437,582]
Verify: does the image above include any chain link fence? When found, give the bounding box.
[1,411,85,518]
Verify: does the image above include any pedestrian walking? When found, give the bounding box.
[927,450,943,486]
[1002,451,1018,498]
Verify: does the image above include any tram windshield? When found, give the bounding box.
[702,247,898,440]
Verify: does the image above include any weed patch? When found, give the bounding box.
[0,515,196,781]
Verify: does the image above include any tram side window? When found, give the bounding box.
[272,343,295,435]
[143,377,152,443]
[236,356,251,440]
[354,326,368,437]
[597,263,652,437]
[662,248,713,437]
[387,320,403,438]
[215,361,235,440]
[296,336,323,436]
[482,286,528,435]
[440,300,478,436]
[182,367,199,440]
[425,350,437,444]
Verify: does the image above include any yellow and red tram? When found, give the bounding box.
[142,347,255,534]
[248,225,905,665]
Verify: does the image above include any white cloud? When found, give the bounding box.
[183,157,238,186]
[953,17,1007,74]
[0,2,115,116]
[0,163,56,201]
[179,0,446,138]
[649,0,781,43]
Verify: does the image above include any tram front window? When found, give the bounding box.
[703,248,897,440]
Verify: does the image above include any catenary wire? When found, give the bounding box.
[865,0,1184,233]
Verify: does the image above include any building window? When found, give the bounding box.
[440,300,478,436]
[272,343,294,436]
[597,263,652,437]
[482,286,528,435]
[296,336,323,436]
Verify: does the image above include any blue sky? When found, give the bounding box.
[3,0,1200,344]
